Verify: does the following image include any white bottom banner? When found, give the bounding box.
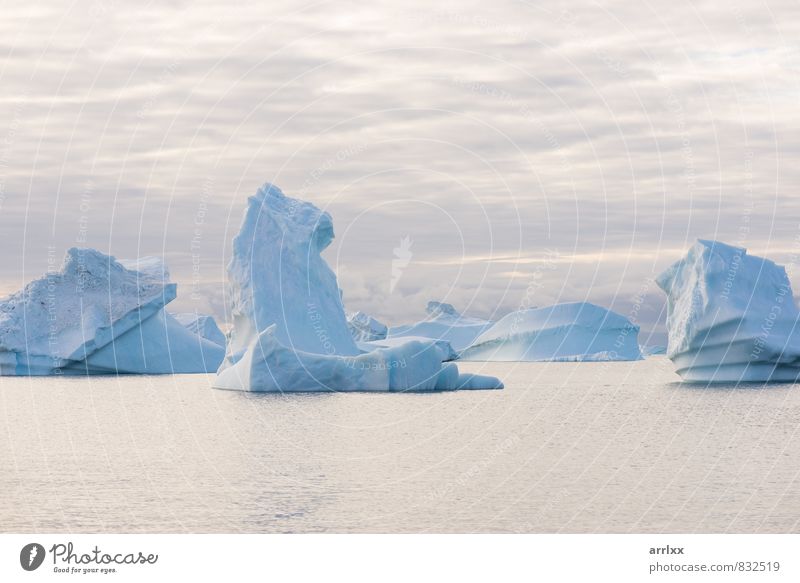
[1,534,796,582]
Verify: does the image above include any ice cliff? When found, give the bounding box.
[460,301,642,361]
[657,239,800,382]
[214,184,503,392]
[0,248,224,375]
[387,301,493,351]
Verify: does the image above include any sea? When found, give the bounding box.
[2,357,799,533]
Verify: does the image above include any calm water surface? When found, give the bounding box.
[2,357,799,533]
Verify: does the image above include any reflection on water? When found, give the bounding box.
[1,357,799,533]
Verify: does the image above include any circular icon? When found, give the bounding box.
[20,543,45,571]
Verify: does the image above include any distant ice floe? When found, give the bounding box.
[346,311,388,342]
[172,312,227,348]
[641,345,667,356]
[213,184,503,392]
[387,301,494,352]
[657,239,800,382]
[459,301,642,362]
[0,248,224,375]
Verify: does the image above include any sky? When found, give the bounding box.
[1,0,799,343]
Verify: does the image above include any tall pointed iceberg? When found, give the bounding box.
[657,239,800,382]
[222,183,357,366]
[214,184,502,392]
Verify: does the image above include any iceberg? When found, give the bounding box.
[460,301,643,361]
[214,184,503,392]
[0,248,224,375]
[346,311,388,342]
[215,325,501,392]
[79,309,225,374]
[641,345,667,356]
[387,301,494,351]
[221,183,358,365]
[173,312,227,347]
[357,335,458,362]
[656,239,800,382]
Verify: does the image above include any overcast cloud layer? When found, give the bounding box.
[1,0,799,341]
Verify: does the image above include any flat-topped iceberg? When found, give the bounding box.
[460,301,642,361]
[0,248,224,375]
[173,312,227,347]
[657,239,800,382]
[214,184,502,392]
[387,300,493,351]
[347,311,388,342]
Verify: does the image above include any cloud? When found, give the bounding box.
[1,0,798,342]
